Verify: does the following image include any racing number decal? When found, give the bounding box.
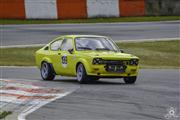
[62,56,67,64]
[61,55,67,68]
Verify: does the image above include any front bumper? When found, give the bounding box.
[87,65,139,77]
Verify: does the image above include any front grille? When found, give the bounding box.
[104,60,129,65]
[104,60,128,73]
[105,64,127,73]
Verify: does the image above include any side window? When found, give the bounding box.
[61,38,73,51]
[50,39,63,51]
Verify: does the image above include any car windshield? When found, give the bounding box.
[75,37,119,52]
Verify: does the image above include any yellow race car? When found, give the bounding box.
[35,35,139,84]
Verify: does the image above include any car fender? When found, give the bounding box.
[41,57,56,74]
[42,57,53,64]
[77,58,91,74]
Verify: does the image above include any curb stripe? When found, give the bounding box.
[0,90,63,96]
[0,93,55,100]
[1,86,63,94]
[18,92,71,120]
[1,79,73,120]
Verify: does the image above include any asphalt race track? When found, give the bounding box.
[1,67,180,120]
[1,21,180,120]
[1,21,180,46]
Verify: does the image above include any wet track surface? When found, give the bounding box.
[1,67,180,120]
[1,21,180,46]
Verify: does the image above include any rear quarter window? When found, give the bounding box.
[50,40,63,51]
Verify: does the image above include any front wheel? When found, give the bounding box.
[123,76,137,84]
[40,62,55,80]
[76,63,89,84]
[89,76,99,82]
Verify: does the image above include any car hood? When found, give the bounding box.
[77,51,138,60]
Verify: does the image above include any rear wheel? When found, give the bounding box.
[40,62,55,80]
[76,63,89,84]
[123,76,137,84]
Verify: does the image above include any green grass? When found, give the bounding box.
[1,16,179,25]
[117,40,180,68]
[0,40,180,68]
[0,47,40,66]
[0,111,12,119]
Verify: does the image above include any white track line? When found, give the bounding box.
[116,37,180,43]
[0,66,36,68]
[0,90,62,97]
[0,79,73,120]
[0,44,45,48]
[1,37,179,48]
[18,92,71,120]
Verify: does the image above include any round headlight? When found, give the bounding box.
[92,58,104,64]
[130,59,139,66]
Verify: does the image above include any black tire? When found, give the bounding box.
[40,62,55,80]
[76,63,89,84]
[123,76,137,84]
[89,76,100,82]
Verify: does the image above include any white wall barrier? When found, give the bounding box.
[25,0,58,19]
[87,0,119,18]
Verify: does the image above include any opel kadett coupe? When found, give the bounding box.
[36,35,139,84]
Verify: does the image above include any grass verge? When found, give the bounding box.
[117,40,180,68]
[1,16,180,25]
[0,47,40,66]
[0,40,179,68]
[0,111,12,119]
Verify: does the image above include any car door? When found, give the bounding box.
[49,38,63,74]
[60,37,75,76]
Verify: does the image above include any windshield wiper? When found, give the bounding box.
[77,47,92,50]
[95,48,111,51]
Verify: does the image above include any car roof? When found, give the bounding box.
[60,35,107,38]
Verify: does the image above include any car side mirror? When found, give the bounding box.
[68,48,74,54]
